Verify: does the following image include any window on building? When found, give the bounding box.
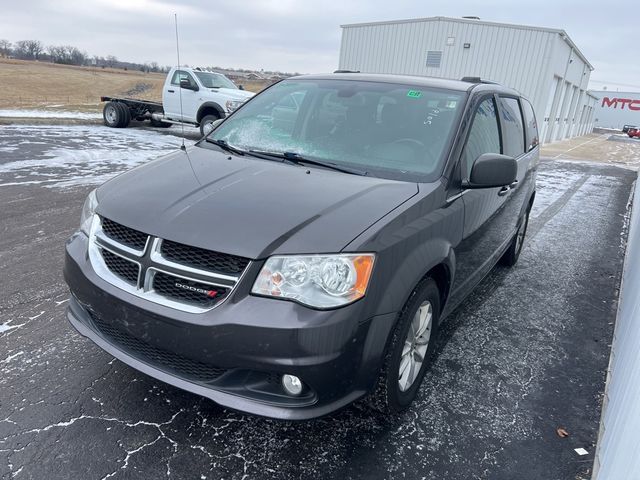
[426,51,442,68]
[463,97,501,177]
[499,97,526,157]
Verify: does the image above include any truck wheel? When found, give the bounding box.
[199,114,220,137]
[367,278,440,414]
[115,103,131,128]
[103,102,121,128]
[150,118,172,128]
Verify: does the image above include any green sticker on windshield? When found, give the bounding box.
[407,90,422,98]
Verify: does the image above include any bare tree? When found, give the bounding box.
[14,40,44,59]
[47,45,64,62]
[106,55,117,68]
[13,40,28,58]
[65,45,86,65]
[30,40,44,59]
[0,39,11,57]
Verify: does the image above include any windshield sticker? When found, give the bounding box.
[407,90,423,98]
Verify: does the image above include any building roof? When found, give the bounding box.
[340,16,593,70]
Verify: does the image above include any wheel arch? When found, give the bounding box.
[196,102,225,123]
[362,253,454,399]
[373,239,456,318]
[518,189,536,220]
[425,262,452,315]
[528,190,536,210]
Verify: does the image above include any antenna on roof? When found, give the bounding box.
[174,13,186,151]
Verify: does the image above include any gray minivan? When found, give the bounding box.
[64,73,538,420]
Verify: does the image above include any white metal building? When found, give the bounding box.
[339,17,597,144]
[590,90,640,129]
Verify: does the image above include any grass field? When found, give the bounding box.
[0,58,268,111]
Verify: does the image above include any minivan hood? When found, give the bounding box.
[96,146,418,259]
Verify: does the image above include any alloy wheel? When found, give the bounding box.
[398,300,433,392]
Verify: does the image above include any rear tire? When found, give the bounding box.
[103,102,121,128]
[500,207,531,267]
[199,114,220,137]
[367,278,440,414]
[114,103,130,128]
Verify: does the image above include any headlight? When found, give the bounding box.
[225,100,243,113]
[251,254,375,309]
[80,189,98,235]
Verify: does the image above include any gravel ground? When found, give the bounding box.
[0,125,637,480]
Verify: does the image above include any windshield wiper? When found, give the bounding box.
[205,138,245,156]
[248,150,368,176]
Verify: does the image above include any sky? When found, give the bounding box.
[0,0,638,92]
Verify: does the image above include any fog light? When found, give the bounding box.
[282,374,303,396]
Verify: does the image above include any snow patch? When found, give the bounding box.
[0,125,189,188]
[0,323,22,333]
[1,351,25,363]
[0,109,102,120]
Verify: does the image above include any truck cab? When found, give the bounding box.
[163,67,255,135]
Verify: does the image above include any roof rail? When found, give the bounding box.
[334,69,360,73]
[460,76,500,85]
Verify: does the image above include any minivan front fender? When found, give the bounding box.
[345,187,463,319]
[369,238,456,317]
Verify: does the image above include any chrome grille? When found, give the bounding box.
[152,271,229,308]
[88,216,250,313]
[100,217,148,251]
[161,240,249,276]
[100,249,139,286]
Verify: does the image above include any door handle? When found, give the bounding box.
[509,180,519,189]
[498,186,510,196]
[167,89,175,93]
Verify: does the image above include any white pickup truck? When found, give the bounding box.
[101,67,255,136]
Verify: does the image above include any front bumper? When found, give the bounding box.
[64,232,396,420]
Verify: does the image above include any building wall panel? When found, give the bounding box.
[339,17,594,142]
[593,175,640,480]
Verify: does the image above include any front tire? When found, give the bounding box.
[368,278,440,414]
[199,114,220,137]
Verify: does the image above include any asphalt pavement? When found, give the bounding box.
[0,125,637,480]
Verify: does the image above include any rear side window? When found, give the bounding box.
[499,97,525,157]
[463,97,501,177]
[521,99,539,151]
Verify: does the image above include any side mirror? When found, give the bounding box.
[180,78,198,91]
[238,85,245,90]
[464,153,517,188]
